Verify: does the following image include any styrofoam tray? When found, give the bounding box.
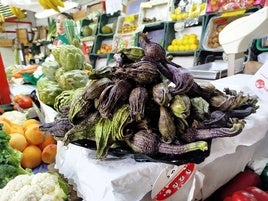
[138,0,171,26]
[189,61,228,80]
[116,14,139,35]
[202,14,248,52]
[112,33,137,52]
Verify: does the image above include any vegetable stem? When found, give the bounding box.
[158,140,208,155]
[182,119,246,142]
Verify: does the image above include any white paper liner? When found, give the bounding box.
[55,142,173,201]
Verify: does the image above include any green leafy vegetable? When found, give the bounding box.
[51,45,85,71]
[47,18,57,41]
[63,19,80,48]
[37,77,63,107]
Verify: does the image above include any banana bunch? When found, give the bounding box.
[0,14,5,23]
[9,6,26,19]
[38,0,65,12]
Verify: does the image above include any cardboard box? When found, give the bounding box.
[16,28,30,45]
[72,9,88,21]
[87,2,105,14]
[0,38,15,47]
[39,26,47,40]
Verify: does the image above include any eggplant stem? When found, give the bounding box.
[158,140,208,155]
[182,119,246,142]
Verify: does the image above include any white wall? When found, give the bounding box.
[0,47,14,67]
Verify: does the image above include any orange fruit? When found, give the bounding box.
[0,116,12,125]
[24,124,44,145]
[39,135,57,150]
[41,144,57,164]
[22,119,40,131]
[0,116,13,134]
[9,133,28,152]
[9,123,24,135]
[21,145,42,169]
[0,120,12,134]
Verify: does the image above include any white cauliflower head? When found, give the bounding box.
[0,174,33,201]
[11,185,43,201]
[31,172,58,195]
[31,172,67,200]
[40,194,64,201]
[0,172,68,201]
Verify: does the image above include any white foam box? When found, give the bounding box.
[202,13,250,52]
[112,33,137,52]
[115,14,139,35]
[138,0,172,26]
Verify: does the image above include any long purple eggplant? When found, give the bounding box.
[181,118,246,143]
[126,130,208,155]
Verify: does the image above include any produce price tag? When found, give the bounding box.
[152,163,196,201]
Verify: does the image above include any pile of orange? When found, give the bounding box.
[0,116,57,169]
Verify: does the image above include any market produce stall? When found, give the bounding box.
[52,74,268,201]
[4,49,267,200]
[29,28,266,200]
[3,27,267,201]
[1,1,268,201]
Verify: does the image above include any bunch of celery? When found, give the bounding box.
[63,19,81,48]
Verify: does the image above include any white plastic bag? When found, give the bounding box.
[247,61,268,102]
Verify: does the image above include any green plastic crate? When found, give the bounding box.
[136,22,166,48]
[97,11,121,36]
[91,34,114,55]
[164,21,202,56]
[256,37,268,52]
[89,54,108,69]
[80,18,98,39]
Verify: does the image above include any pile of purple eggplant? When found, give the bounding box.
[40,32,258,162]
